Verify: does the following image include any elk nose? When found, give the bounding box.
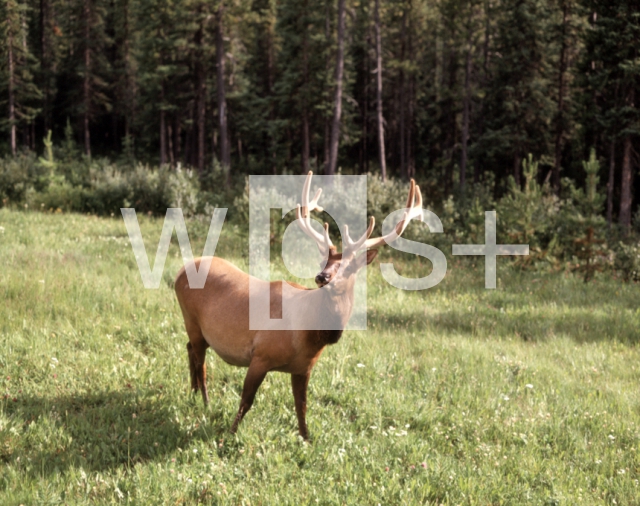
[315,273,329,286]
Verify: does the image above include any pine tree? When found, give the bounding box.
[216,1,230,179]
[551,0,581,191]
[580,0,640,232]
[136,0,188,165]
[55,0,111,156]
[234,0,277,173]
[373,0,386,181]
[479,0,555,186]
[112,0,136,142]
[327,0,346,176]
[457,0,483,191]
[1,0,42,155]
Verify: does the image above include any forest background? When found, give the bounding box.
[1,0,640,279]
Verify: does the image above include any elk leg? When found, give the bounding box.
[291,373,311,440]
[195,345,209,406]
[230,359,268,434]
[187,342,198,391]
[186,329,210,405]
[198,364,209,406]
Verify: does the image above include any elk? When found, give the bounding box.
[174,171,423,440]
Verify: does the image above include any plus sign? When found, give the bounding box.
[452,211,529,289]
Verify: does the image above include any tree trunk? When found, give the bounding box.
[122,0,133,139]
[175,112,182,162]
[184,115,192,166]
[444,41,457,195]
[40,0,51,133]
[475,0,491,184]
[302,113,310,174]
[323,0,331,174]
[268,16,276,174]
[374,0,386,181]
[216,3,231,184]
[407,74,415,178]
[168,122,175,167]
[8,17,16,157]
[607,140,615,227]
[399,7,407,179]
[619,134,633,232]
[212,113,218,153]
[83,0,91,157]
[553,0,569,191]
[327,0,346,176]
[360,29,371,175]
[460,31,472,191]
[407,1,415,179]
[301,1,310,174]
[195,12,206,174]
[619,87,635,232]
[160,83,167,165]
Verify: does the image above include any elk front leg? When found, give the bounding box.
[230,359,268,435]
[291,373,310,440]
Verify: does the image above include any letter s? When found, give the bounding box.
[380,209,447,290]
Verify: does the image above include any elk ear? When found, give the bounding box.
[365,249,378,265]
[353,249,378,272]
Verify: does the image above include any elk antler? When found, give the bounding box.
[343,178,424,254]
[296,172,424,257]
[295,171,334,257]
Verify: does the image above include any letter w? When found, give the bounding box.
[121,208,227,289]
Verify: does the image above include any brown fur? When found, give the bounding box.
[174,250,377,440]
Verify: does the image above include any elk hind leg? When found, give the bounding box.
[186,342,199,391]
[185,326,210,405]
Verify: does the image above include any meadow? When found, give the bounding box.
[1,208,640,505]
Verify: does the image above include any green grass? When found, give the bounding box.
[1,208,640,505]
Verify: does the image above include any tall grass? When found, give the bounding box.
[1,209,639,504]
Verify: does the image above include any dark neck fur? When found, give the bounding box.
[318,329,343,345]
[308,329,343,348]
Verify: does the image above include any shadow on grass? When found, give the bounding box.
[2,388,230,477]
[368,303,639,345]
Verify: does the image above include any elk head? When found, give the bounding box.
[295,171,424,291]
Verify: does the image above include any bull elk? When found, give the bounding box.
[174,171,423,440]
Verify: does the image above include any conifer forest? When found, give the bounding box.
[0,0,639,233]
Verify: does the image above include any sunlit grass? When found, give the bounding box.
[1,208,640,504]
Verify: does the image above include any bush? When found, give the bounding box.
[0,152,36,204]
[2,141,639,285]
[22,161,212,216]
[2,126,217,216]
[614,241,640,282]
[81,165,131,214]
[496,154,561,268]
[366,174,411,233]
[26,181,84,212]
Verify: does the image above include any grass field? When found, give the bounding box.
[1,208,640,505]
